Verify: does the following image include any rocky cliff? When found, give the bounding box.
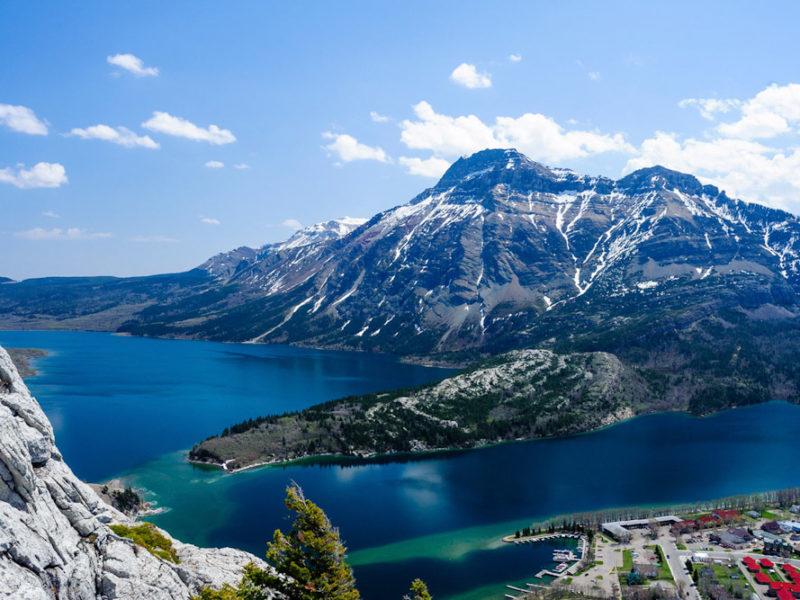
[0,344,274,600]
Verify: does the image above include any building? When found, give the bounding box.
[697,515,720,529]
[755,573,772,584]
[602,522,633,542]
[754,530,785,543]
[693,552,711,563]
[763,521,784,535]
[749,510,762,519]
[790,505,800,514]
[711,531,748,549]
[672,520,698,534]
[713,509,741,524]
[779,521,800,532]
[761,558,775,568]
[601,516,680,541]
[764,539,793,558]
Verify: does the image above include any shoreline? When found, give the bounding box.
[185,399,796,474]
[0,327,470,368]
[88,479,167,518]
[6,347,48,378]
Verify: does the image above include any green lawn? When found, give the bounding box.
[647,545,674,582]
[621,550,633,572]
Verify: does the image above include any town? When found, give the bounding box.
[505,493,800,600]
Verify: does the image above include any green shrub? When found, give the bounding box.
[109,522,180,563]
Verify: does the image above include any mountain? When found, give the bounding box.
[120,149,800,359]
[199,217,366,282]
[2,149,800,363]
[0,218,363,332]
[0,344,276,599]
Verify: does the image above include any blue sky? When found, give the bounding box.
[4,1,800,279]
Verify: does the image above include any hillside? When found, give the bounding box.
[2,149,800,363]
[190,312,800,470]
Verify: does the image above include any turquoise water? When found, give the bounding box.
[3,331,800,600]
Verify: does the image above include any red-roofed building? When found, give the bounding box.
[791,584,800,598]
[756,573,772,584]
[713,509,741,523]
[751,563,764,572]
[696,515,719,528]
[762,558,776,568]
[778,590,794,600]
[770,582,789,597]
[744,556,756,564]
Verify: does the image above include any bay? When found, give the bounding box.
[3,331,800,600]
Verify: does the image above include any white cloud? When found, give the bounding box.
[205,160,224,168]
[715,84,800,139]
[400,101,633,163]
[142,111,236,145]
[69,124,159,149]
[370,111,391,123]
[107,53,159,77]
[15,227,111,240]
[509,54,522,63]
[282,219,302,229]
[42,210,60,219]
[400,101,497,156]
[629,83,800,211]
[0,162,67,189]
[130,235,177,243]
[625,131,800,211]
[200,217,220,225]
[233,163,250,169]
[680,84,800,140]
[322,132,390,163]
[450,63,492,89]
[588,71,601,81]
[0,104,48,135]
[679,97,741,120]
[398,156,451,178]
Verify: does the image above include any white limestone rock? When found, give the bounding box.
[0,345,278,599]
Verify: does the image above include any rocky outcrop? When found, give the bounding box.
[0,344,275,600]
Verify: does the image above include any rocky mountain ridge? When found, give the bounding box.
[2,149,800,363]
[0,344,275,600]
[121,149,800,358]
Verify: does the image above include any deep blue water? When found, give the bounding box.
[3,331,800,600]
[0,331,453,482]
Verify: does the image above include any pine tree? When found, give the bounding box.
[405,579,432,600]
[240,484,360,600]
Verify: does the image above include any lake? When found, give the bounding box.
[3,330,800,600]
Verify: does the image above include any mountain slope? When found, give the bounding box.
[119,149,800,359]
[0,344,276,599]
[0,219,364,332]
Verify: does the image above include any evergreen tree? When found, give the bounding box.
[240,485,360,600]
[405,579,432,600]
[192,486,431,600]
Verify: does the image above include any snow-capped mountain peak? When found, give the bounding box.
[277,217,367,250]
